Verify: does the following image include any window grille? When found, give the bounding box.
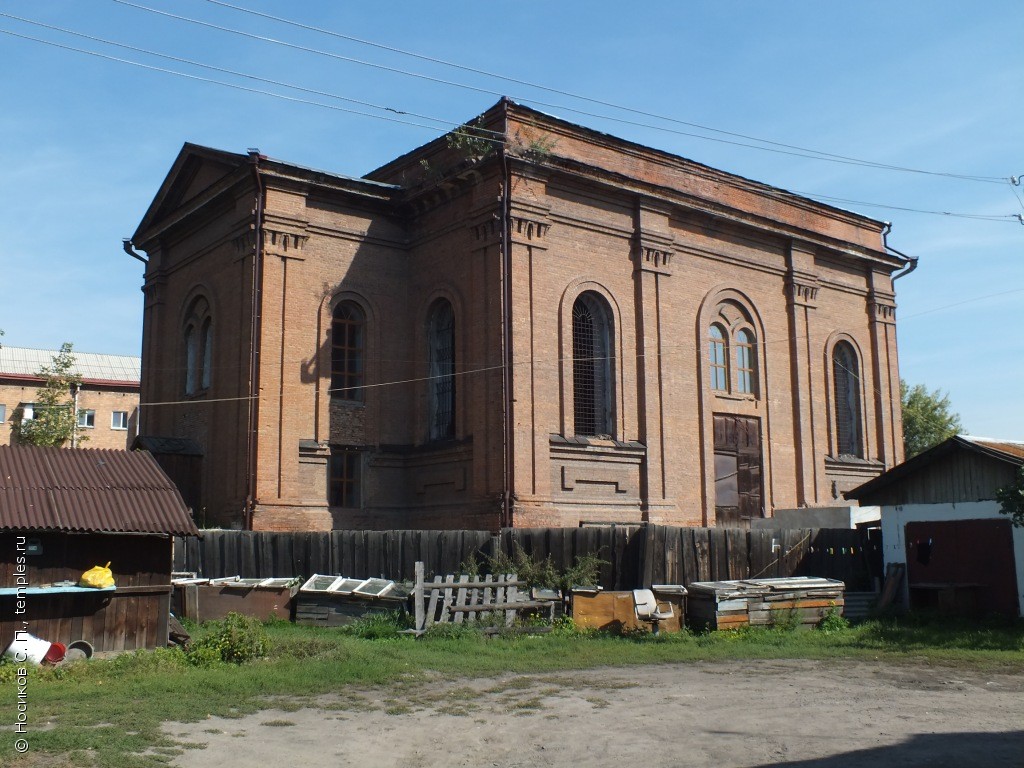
[572,293,612,437]
[428,300,455,440]
[328,448,362,507]
[832,341,863,457]
[331,302,365,400]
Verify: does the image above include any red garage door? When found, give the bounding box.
[905,518,1018,617]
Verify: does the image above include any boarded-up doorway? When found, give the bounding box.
[713,414,763,527]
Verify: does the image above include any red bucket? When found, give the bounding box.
[42,642,66,665]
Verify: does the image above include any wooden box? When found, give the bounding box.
[571,589,685,633]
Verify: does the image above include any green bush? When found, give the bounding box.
[816,605,851,634]
[187,612,269,665]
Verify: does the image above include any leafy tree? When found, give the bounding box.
[900,379,963,459]
[15,343,82,447]
[996,467,1024,528]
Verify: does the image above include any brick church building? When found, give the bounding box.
[130,99,907,531]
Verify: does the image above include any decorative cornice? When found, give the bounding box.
[471,216,500,242]
[470,213,551,243]
[785,270,820,308]
[868,289,897,324]
[635,245,673,275]
[510,215,550,242]
[264,228,308,255]
[233,227,309,256]
[633,230,675,276]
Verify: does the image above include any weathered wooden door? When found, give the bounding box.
[713,414,763,527]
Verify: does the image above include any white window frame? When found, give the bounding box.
[111,411,129,431]
[77,409,96,429]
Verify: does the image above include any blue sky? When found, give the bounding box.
[1,2,1022,437]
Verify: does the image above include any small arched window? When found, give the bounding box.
[708,324,728,392]
[427,300,456,441]
[572,292,613,437]
[183,296,211,395]
[331,302,365,400]
[832,341,863,458]
[735,328,756,395]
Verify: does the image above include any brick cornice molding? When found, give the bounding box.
[785,270,820,308]
[868,288,897,324]
[633,232,674,276]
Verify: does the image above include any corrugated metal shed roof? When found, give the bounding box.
[0,445,199,536]
[0,346,140,384]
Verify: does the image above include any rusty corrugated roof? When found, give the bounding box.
[962,436,1024,461]
[0,445,199,536]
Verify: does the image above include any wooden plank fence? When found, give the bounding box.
[174,525,880,591]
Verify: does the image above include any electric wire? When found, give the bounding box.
[0,25,1014,224]
[199,0,1007,186]
[113,0,1008,184]
[102,283,1023,410]
[0,12,504,140]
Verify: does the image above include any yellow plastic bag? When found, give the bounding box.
[79,562,115,589]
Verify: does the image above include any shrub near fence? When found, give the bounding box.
[173,525,880,591]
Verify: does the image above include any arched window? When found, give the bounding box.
[200,318,213,391]
[427,300,456,441]
[331,302,365,400]
[735,328,756,395]
[183,296,211,395]
[706,299,760,398]
[832,341,863,458]
[184,326,197,395]
[572,292,613,437]
[708,324,728,391]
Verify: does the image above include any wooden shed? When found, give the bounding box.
[847,436,1024,617]
[0,445,199,653]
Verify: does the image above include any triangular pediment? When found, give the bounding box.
[133,143,249,243]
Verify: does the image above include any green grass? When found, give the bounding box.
[1,613,1022,767]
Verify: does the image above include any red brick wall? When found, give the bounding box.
[136,102,903,531]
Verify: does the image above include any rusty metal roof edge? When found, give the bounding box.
[0,445,199,536]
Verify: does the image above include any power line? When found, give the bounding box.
[198,0,1007,186]
[2,23,1016,226]
[0,27,476,136]
[129,284,1023,410]
[114,0,1008,184]
[0,12,505,141]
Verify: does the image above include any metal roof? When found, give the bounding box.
[0,346,140,385]
[0,445,199,536]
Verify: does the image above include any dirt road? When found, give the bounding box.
[166,659,1024,767]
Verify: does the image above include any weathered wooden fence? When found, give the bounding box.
[173,525,880,591]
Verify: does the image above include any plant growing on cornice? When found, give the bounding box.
[996,466,1024,527]
[446,117,495,161]
[14,342,82,447]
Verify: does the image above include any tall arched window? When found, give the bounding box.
[427,300,455,441]
[572,292,613,437]
[735,328,756,395]
[708,324,728,391]
[832,341,863,458]
[183,296,211,395]
[331,302,365,400]
[706,299,760,398]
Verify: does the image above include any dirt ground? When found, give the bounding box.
[166,659,1024,768]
